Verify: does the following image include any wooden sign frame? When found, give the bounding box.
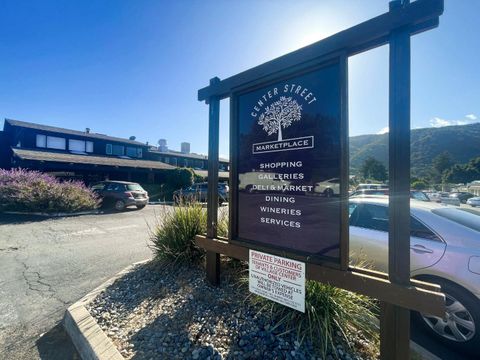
[196,1,445,359]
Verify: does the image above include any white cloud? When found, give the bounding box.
[377,126,389,134]
[429,115,478,128]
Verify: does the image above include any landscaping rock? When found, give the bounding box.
[86,261,372,359]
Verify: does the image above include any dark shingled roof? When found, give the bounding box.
[5,118,146,146]
[12,148,175,170]
[149,148,229,163]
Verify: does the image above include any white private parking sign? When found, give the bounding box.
[249,249,305,313]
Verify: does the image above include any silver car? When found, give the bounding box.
[349,196,480,353]
[467,197,480,208]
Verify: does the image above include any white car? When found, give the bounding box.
[355,183,388,191]
[314,178,340,197]
[426,192,442,203]
[466,197,480,208]
[238,171,291,193]
[349,197,480,353]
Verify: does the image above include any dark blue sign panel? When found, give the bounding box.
[236,62,342,263]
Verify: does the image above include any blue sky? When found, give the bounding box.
[1,0,478,158]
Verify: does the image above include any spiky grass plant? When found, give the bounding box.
[150,202,228,264]
[248,279,379,358]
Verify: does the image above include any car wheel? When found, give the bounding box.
[324,188,334,197]
[136,204,146,210]
[415,279,480,354]
[114,200,126,211]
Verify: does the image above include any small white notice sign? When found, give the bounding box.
[249,249,305,312]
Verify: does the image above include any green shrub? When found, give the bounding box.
[150,202,228,263]
[251,280,379,358]
[0,168,98,213]
[144,168,195,201]
[411,180,428,190]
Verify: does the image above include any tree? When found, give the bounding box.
[443,156,480,184]
[258,96,302,141]
[360,157,387,182]
[411,180,428,190]
[430,151,453,183]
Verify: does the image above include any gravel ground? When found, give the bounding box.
[87,260,374,360]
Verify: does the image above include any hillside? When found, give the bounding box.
[350,123,480,178]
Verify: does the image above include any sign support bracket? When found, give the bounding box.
[380,1,412,359]
[206,77,221,286]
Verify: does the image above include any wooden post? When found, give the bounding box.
[206,77,221,285]
[381,1,411,359]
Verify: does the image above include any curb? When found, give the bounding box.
[63,259,440,360]
[410,340,441,360]
[63,259,150,360]
[2,210,100,217]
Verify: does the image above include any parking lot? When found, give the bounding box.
[0,201,478,359]
[0,205,165,359]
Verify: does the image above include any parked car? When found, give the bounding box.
[350,189,430,201]
[450,192,475,204]
[349,196,480,353]
[355,183,388,191]
[426,192,442,203]
[314,178,340,197]
[466,197,480,208]
[239,171,290,193]
[350,189,389,197]
[440,194,461,206]
[173,182,229,204]
[91,181,149,211]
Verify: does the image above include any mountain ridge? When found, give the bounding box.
[349,122,480,177]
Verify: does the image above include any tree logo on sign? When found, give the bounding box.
[258,96,302,141]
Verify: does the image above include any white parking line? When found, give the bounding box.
[70,228,106,236]
[105,225,139,231]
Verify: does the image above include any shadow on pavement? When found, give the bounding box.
[0,213,53,225]
[36,322,79,360]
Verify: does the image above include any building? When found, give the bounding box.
[148,148,229,180]
[0,118,230,183]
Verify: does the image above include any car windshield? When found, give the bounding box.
[411,191,429,201]
[90,183,104,190]
[431,208,480,232]
[126,184,144,191]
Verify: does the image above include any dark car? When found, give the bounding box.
[449,192,475,204]
[173,182,229,204]
[91,181,149,211]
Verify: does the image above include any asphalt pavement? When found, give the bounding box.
[0,205,166,359]
[0,202,478,359]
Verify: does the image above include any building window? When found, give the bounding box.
[126,147,137,157]
[69,139,94,153]
[106,144,112,155]
[164,157,170,164]
[36,134,46,148]
[137,148,143,158]
[171,157,177,166]
[112,144,124,156]
[46,136,66,150]
[86,141,93,153]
